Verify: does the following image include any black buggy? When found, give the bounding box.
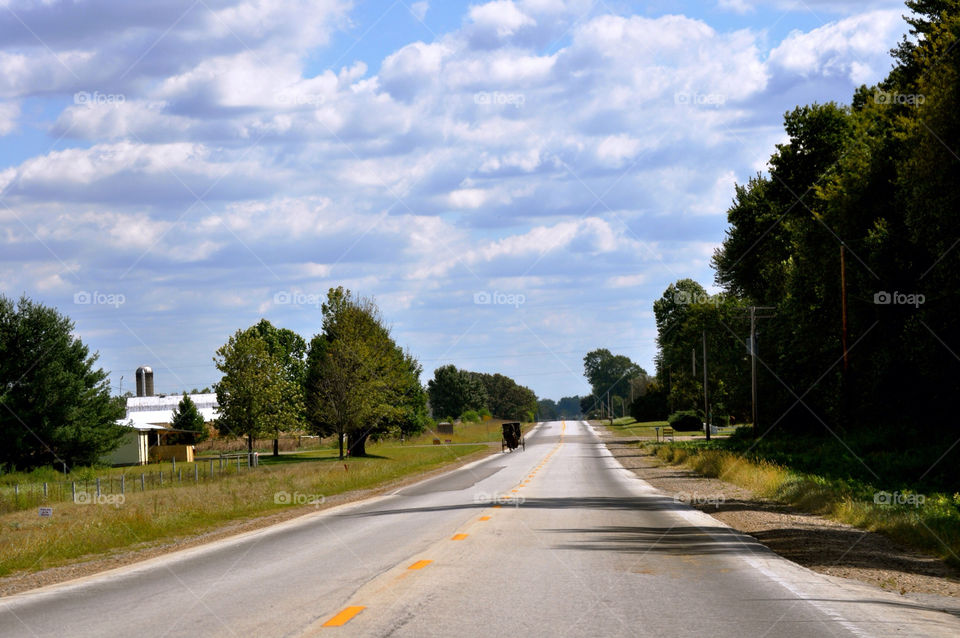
[501,422,525,452]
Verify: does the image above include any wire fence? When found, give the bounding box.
[0,454,262,514]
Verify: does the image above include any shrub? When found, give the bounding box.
[460,410,481,423]
[668,410,703,432]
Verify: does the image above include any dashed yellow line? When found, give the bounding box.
[452,533,469,541]
[407,560,432,570]
[323,606,366,627]
[479,515,491,521]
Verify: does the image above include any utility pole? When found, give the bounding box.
[702,330,710,441]
[692,348,696,375]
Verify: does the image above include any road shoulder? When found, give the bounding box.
[600,433,960,605]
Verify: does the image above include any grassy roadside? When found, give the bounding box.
[649,441,960,568]
[400,419,534,445]
[0,442,486,578]
[603,416,738,438]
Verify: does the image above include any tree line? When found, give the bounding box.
[426,365,538,423]
[646,1,960,461]
[0,286,550,471]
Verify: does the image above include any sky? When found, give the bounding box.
[0,0,912,401]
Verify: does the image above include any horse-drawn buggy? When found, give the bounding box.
[501,422,524,452]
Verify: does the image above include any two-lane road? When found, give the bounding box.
[2,421,958,637]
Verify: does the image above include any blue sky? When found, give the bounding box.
[0,0,910,400]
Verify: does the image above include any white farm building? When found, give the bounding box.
[101,392,219,466]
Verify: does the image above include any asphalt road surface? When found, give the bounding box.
[3,421,959,637]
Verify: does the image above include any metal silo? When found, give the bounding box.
[136,366,154,397]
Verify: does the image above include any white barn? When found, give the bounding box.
[101,394,219,466]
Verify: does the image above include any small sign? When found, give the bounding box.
[38,507,53,518]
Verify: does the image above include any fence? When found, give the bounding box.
[0,453,261,514]
[194,435,322,454]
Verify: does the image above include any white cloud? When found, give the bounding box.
[718,0,753,13]
[410,1,429,21]
[768,10,903,83]
[0,1,910,398]
[469,1,536,38]
[0,100,18,135]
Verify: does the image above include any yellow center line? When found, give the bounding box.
[322,606,366,627]
[479,516,491,521]
[452,533,469,541]
[407,560,432,570]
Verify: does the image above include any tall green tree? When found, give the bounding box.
[582,348,645,414]
[214,329,300,453]
[305,287,413,458]
[0,295,126,470]
[426,365,487,420]
[169,393,208,444]
[244,319,306,456]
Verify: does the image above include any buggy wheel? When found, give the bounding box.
[521,437,525,451]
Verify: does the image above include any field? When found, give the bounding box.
[0,439,489,578]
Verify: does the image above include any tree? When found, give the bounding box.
[537,398,558,421]
[244,319,306,456]
[380,351,431,438]
[214,330,300,453]
[556,396,583,419]
[629,381,669,422]
[426,365,487,419]
[305,287,413,458]
[169,394,208,444]
[0,295,125,471]
[582,349,645,415]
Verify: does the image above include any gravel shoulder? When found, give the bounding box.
[600,431,960,602]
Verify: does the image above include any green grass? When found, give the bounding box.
[602,417,739,438]
[650,441,960,568]
[0,442,486,578]
[605,418,668,437]
[400,419,533,446]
